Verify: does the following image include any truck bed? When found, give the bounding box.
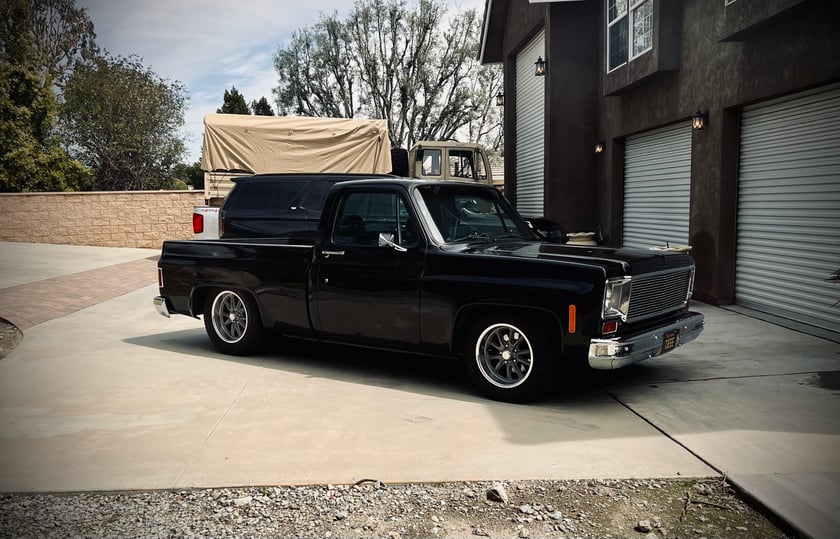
[158,238,315,336]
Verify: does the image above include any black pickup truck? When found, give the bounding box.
[155,179,704,402]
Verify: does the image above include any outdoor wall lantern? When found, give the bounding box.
[692,109,709,130]
[534,56,547,76]
[495,92,505,106]
[595,141,605,154]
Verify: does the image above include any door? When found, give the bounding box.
[736,84,840,334]
[515,29,546,217]
[623,122,692,248]
[311,189,426,346]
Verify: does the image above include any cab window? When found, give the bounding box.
[420,149,442,176]
[448,150,476,180]
[333,192,420,248]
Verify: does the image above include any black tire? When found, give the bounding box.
[203,288,264,356]
[463,315,556,403]
[390,148,409,177]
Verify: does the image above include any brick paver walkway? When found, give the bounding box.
[0,257,159,330]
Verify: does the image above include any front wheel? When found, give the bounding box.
[464,315,556,403]
[203,288,263,356]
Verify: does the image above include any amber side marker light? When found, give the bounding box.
[602,320,619,335]
[568,305,577,333]
[157,267,164,288]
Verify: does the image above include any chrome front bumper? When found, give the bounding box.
[153,296,171,318]
[588,311,705,370]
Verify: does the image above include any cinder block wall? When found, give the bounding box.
[0,191,206,249]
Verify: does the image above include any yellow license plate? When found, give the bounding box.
[662,329,679,353]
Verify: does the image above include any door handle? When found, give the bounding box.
[321,250,345,258]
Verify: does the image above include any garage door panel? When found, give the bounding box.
[625,208,691,218]
[744,98,840,123]
[736,84,840,334]
[737,173,840,189]
[625,188,690,197]
[740,155,840,173]
[625,171,691,183]
[737,247,838,271]
[744,115,838,138]
[738,216,840,231]
[514,30,545,218]
[623,123,692,249]
[738,273,835,302]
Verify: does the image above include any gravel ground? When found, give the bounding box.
[0,478,791,539]
[0,317,23,360]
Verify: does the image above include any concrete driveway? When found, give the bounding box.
[0,242,838,539]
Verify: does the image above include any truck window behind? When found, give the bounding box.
[333,192,419,247]
[297,180,338,212]
[421,150,442,176]
[475,152,488,182]
[232,180,308,212]
[448,150,475,180]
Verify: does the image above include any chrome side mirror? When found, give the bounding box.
[378,233,408,252]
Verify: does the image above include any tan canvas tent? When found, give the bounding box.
[200,114,392,174]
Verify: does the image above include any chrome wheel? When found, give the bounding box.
[211,290,249,343]
[474,323,533,388]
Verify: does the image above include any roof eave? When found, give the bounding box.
[479,0,504,64]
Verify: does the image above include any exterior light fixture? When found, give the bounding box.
[534,56,547,77]
[595,141,605,154]
[495,92,504,106]
[692,109,709,130]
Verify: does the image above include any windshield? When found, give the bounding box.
[415,184,538,244]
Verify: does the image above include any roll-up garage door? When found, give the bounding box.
[736,84,840,334]
[514,30,545,217]
[623,122,692,248]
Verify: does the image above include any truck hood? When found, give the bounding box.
[447,240,693,277]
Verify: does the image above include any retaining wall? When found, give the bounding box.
[0,191,206,249]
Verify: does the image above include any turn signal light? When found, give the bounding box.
[192,212,204,234]
[601,320,619,335]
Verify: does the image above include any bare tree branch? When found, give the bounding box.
[272,0,503,153]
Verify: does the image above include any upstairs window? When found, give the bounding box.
[607,0,653,72]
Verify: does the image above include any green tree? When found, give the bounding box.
[217,85,250,114]
[0,0,92,192]
[272,0,503,151]
[28,0,98,89]
[59,53,186,190]
[172,160,204,190]
[251,96,274,116]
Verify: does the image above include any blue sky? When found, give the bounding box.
[78,0,485,163]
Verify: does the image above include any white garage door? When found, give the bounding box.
[623,122,692,248]
[736,84,840,334]
[514,30,545,217]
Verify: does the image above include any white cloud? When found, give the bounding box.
[78,0,487,161]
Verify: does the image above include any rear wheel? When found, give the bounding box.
[464,315,556,402]
[203,289,263,355]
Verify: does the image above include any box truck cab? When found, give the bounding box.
[408,141,493,185]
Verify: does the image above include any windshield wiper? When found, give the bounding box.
[451,230,491,243]
[493,232,526,240]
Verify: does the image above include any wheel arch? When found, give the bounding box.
[192,285,263,325]
[451,304,565,356]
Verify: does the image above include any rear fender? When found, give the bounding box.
[191,286,264,327]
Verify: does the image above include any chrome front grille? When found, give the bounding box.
[627,268,693,323]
